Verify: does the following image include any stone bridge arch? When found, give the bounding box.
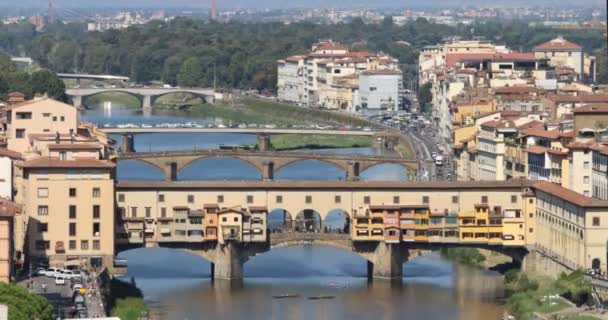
[151,90,210,105]
[78,90,144,109]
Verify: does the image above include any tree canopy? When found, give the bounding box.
[1,17,606,92]
[0,54,66,101]
[0,282,54,320]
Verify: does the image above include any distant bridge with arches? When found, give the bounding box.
[65,87,216,109]
[117,149,418,181]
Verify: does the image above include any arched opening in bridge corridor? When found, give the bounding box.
[274,160,346,181]
[294,209,322,233]
[117,160,166,181]
[592,258,601,270]
[267,209,294,233]
[153,92,206,108]
[324,209,350,234]
[360,163,409,181]
[177,157,261,181]
[82,91,141,110]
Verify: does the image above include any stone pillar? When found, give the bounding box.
[346,162,360,181]
[142,95,152,110]
[262,161,274,180]
[368,243,407,280]
[257,134,272,151]
[120,133,135,153]
[72,95,83,109]
[167,162,178,181]
[213,242,245,280]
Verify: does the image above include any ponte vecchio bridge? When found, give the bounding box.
[113,180,565,281]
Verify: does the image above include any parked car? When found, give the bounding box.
[55,276,66,285]
[34,267,47,276]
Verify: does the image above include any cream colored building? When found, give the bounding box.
[534,181,608,271]
[16,157,115,268]
[5,97,78,155]
[0,200,19,283]
[533,37,585,79]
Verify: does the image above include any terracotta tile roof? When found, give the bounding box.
[17,157,115,169]
[117,180,534,191]
[525,145,548,154]
[533,181,608,208]
[203,204,219,209]
[559,131,575,138]
[519,127,561,139]
[446,52,535,66]
[548,94,608,104]
[0,148,22,160]
[592,144,608,155]
[533,37,582,52]
[481,120,516,129]
[473,111,500,119]
[567,141,596,149]
[47,144,102,151]
[525,145,568,156]
[248,206,268,212]
[573,104,608,113]
[494,86,543,94]
[6,96,76,111]
[315,43,347,51]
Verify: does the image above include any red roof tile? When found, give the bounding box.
[533,181,608,207]
[519,127,561,140]
[494,86,544,94]
[17,157,115,169]
[533,38,582,52]
[446,52,535,66]
[573,104,608,114]
[47,144,102,151]
[0,148,22,160]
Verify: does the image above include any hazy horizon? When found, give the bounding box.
[0,0,605,9]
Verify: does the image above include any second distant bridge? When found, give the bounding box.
[117,149,418,181]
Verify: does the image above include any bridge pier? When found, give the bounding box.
[120,133,136,153]
[72,95,83,109]
[257,134,272,151]
[142,95,152,110]
[211,242,246,280]
[346,161,360,181]
[364,243,407,280]
[166,162,178,181]
[262,161,274,180]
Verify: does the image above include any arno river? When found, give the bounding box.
[82,105,506,320]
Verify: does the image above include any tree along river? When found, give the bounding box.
[81,105,506,320]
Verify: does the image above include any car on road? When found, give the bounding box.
[45,267,61,278]
[55,276,66,285]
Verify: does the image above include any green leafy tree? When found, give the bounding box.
[177,57,204,87]
[418,82,433,114]
[110,297,147,320]
[29,69,66,101]
[0,282,54,320]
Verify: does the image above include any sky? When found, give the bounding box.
[0,0,604,9]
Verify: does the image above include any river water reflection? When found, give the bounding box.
[82,105,505,319]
